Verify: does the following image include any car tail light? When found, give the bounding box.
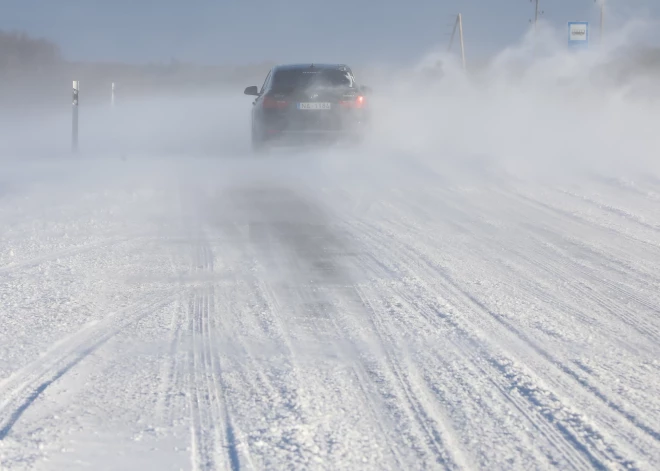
[340,96,366,109]
[263,96,288,109]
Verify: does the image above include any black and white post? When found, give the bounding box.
[111,82,115,107]
[72,80,79,153]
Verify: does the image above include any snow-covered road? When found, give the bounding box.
[1,153,659,470]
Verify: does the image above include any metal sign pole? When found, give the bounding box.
[530,0,544,34]
[72,80,79,154]
[534,0,540,31]
[600,2,604,43]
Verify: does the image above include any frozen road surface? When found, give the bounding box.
[1,154,660,471]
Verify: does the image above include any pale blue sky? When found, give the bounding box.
[1,0,659,65]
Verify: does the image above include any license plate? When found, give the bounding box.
[297,102,331,110]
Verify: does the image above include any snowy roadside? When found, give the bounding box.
[0,157,182,378]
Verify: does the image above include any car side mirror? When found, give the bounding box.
[360,85,372,95]
[244,86,259,96]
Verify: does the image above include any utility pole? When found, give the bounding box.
[530,0,544,32]
[534,0,540,31]
[447,13,466,71]
[458,13,466,71]
[596,0,604,43]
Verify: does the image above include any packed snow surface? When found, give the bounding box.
[1,151,660,471]
[3,26,660,469]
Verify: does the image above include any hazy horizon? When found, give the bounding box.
[1,0,660,66]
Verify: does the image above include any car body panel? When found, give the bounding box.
[245,63,371,149]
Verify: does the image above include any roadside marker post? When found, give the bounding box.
[72,80,79,154]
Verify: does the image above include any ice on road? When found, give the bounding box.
[1,154,660,471]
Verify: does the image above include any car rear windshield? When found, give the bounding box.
[271,68,356,91]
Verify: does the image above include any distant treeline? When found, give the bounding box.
[0,31,61,71]
[0,30,276,108]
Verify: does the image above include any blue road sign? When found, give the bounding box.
[568,22,589,49]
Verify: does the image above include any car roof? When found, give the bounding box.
[273,63,351,72]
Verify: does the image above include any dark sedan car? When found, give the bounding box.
[244,63,371,151]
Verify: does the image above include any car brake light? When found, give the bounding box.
[340,96,366,109]
[263,96,288,109]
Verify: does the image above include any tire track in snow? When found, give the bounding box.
[355,284,602,471]
[420,249,655,466]
[586,174,660,203]
[350,258,603,469]
[0,291,178,441]
[204,216,360,469]
[216,277,353,471]
[559,188,660,234]
[410,187,660,447]
[342,287,474,471]
[186,232,252,471]
[511,228,660,349]
[511,189,660,255]
[155,294,188,426]
[155,252,189,426]
[260,274,459,469]
[400,184,660,359]
[178,179,241,470]
[348,218,645,469]
[448,186,660,354]
[0,235,148,276]
[287,258,466,466]
[499,186,660,287]
[490,232,660,439]
[472,188,660,356]
[187,288,238,471]
[244,221,416,468]
[427,185,660,356]
[226,185,466,468]
[502,193,660,348]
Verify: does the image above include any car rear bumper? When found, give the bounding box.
[262,128,365,146]
[258,114,368,144]
[260,107,367,129]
